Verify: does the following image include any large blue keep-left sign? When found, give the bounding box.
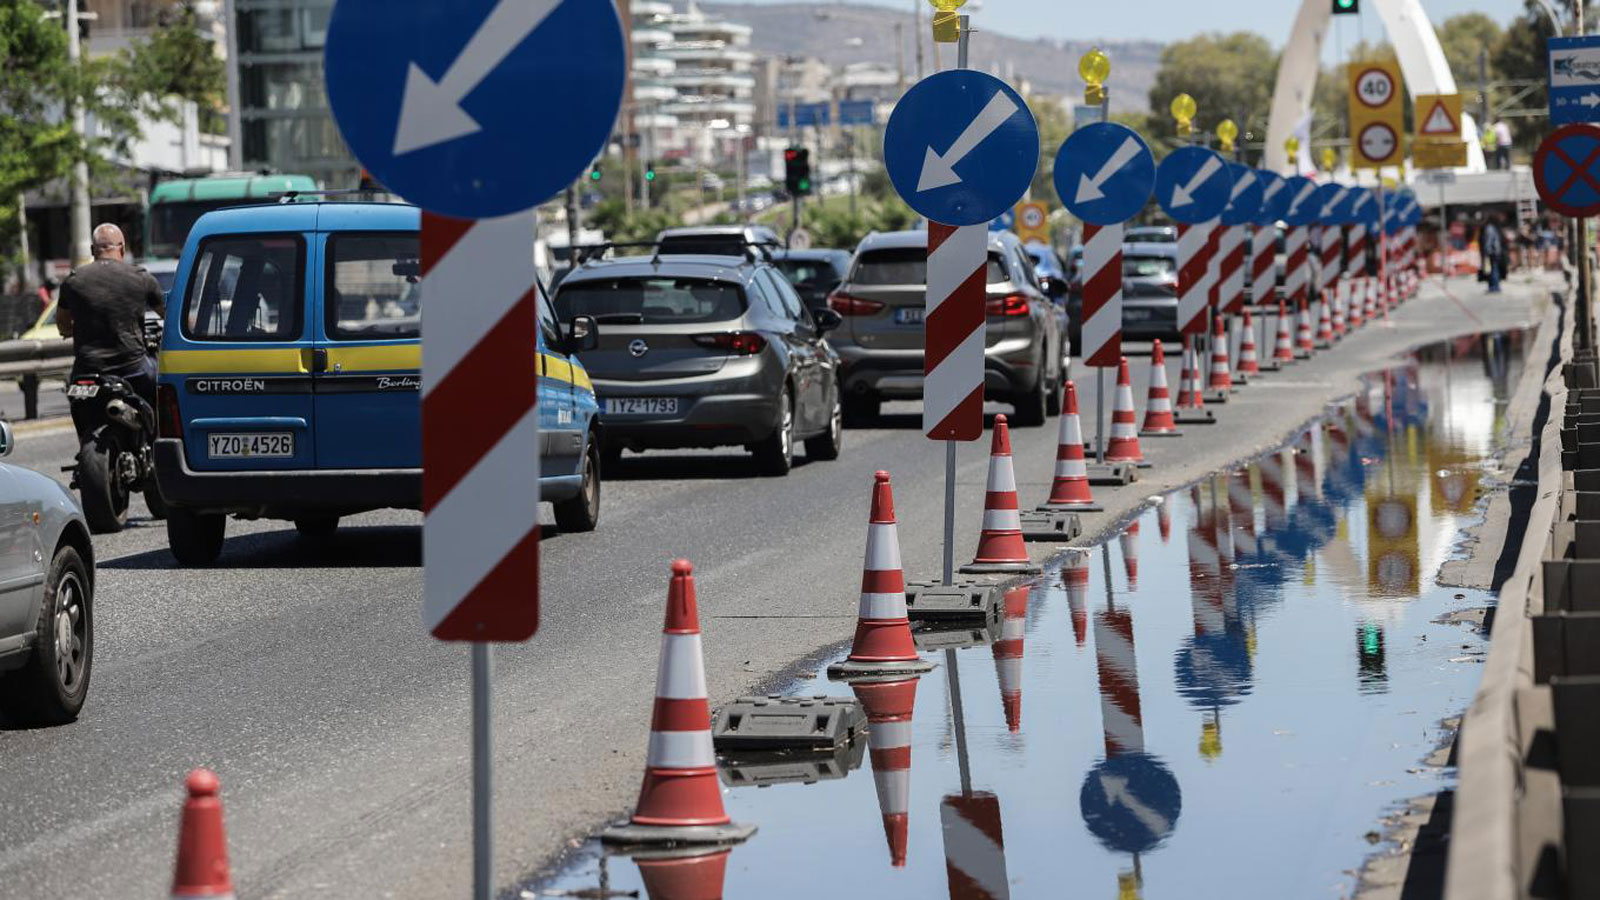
[325,0,626,218]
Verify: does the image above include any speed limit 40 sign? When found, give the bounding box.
[1348,60,1404,168]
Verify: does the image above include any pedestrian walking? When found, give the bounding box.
[1493,120,1513,171]
[1481,214,1506,294]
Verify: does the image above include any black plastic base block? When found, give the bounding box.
[1203,389,1230,404]
[905,580,1000,621]
[1087,462,1136,485]
[1019,509,1080,541]
[1174,408,1218,425]
[959,559,1044,575]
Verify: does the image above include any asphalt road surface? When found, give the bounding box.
[0,272,1552,898]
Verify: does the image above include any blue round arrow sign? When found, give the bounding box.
[1282,176,1320,227]
[1156,147,1233,223]
[1220,163,1264,226]
[1315,183,1345,226]
[1352,188,1380,228]
[1053,123,1154,225]
[324,0,626,218]
[884,70,1039,226]
[1255,170,1291,226]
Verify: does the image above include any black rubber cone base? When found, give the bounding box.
[826,656,935,679]
[1140,427,1184,438]
[960,559,1043,575]
[601,820,757,848]
[1175,408,1217,425]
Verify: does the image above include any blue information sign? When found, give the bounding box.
[839,99,876,126]
[1549,36,1600,125]
[1220,163,1264,226]
[1155,146,1233,223]
[1256,171,1291,226]
[1052,123,1155,225]
[779,102,832,129]
[1282,176,1320,227]
[324,0,625,218]
[884,70,1039,226]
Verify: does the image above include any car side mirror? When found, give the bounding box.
[1039,276,1068,299]
[566,315,599,353]
[0,420,14,457]
[811,307,844,333]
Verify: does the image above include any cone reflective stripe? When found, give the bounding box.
[1094,607,1144,757]
[1080,222,1124,367]
[853,677,919,867]
[1064,554,1090,647]
[171,769,234,900]
[1104,359,1144,463]
[1140,340,1180,435]
[1250,223,1277,315]
[1207,315,1232,391]
[964,416,1040,573]
[941,791,1010,900]
[633,849,732,900]
[1119,521,1140,588]
[1284,224,1311,310]
[1217,225,1247,314]
[991,585,1030,733]
[831,472,933,676]
[1316,299,1334,344]
[1295,298,1314,353]
[1176,220,1213,336]
[1236,309,1260,375]
[1044,382,1098,509]
[1273,301,1295,361]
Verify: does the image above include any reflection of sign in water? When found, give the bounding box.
[1079,754,1182,854]
[941,791,1010,900]
[1368,494,1419,596]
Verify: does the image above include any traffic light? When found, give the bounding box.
[1331,0,1358,14]
[589,163,603,182]
[784,147,812,197]
[644,160,656,182]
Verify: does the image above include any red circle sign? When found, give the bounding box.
[1357,122,1398,163]
[1354,67,1395,109]
[1534,123,1600,219]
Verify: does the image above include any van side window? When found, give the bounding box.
[327,233,421,340]
[183,234,304,341]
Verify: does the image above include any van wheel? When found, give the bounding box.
[753,390,794,476]
[554,441,601,532]
[294,516,340,539]
[0,546,92,726]
[167,509,225,566]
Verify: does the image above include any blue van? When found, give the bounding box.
[153,201,601,565]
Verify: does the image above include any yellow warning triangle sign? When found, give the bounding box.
[1420,100,1458,136]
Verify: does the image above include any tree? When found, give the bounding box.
[125,1,227,133]
[1026,93,1070,206]
[1145,32,1278,148]
[2,0,81,285]
[1490,1,1579,155]
[1436,13,1503,92]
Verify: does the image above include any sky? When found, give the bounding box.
[721,0,1532,46]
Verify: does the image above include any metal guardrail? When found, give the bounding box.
[0,338,75,419]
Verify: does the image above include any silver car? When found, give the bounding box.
[0,423,97,725]
[826,229,1066,427]
[554,254,844,476]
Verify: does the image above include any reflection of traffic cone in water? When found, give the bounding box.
[171,769,234,900]
[1042,383,1100,511]
[633,848,733,900]
[963,416,1042,574]
[1140,341,1181,436]
[1236,309,1260,377]
[1119,522,1139,588]
[830,472,934,678]
[941,791,1010,900]
[853,677,920,867]
[1273,301,1295,362]
[1105,358,1144,464]
[1207,315,1232,392]
[605,560,754,847]
[992,586,1030,733]
[1064,553,1090,647]
[1157,499,1172,542]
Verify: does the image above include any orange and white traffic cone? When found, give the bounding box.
[1140,340,1181,437]
[1104,358,1145,465]
[1332,287,1347,337]
[632,848,734,900]
[1174,337,1215,425]
[1315,298,1334,347]
[1063,552,1089,647]
[1349,281,1365,329]
[1295,298,1314,357]
[603,560,755,846]
[1040,382,1102,511]
[1273,300,1296,363]
[1207,314,1233,395]
[1236,309,1261,377]
[853,676,920,867]
[171,770,234,900]
[830,471,935,678]
[992,585,1029,733]
[962,415,1042,574]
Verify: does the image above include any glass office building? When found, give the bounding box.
[235,0,357,186]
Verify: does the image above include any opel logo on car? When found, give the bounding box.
[628,339,649,358]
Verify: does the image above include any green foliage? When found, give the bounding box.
[124,1,226,131]
[1435,13,1503,90]
[799,194,916,250]
[586,197,677,244]
[1027,95,1069,205]
[1145,32,1277,147]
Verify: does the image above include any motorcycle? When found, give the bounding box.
[65,315,165,533]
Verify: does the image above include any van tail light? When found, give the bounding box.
[828,291,885,316]
[157,384,182,438]
[693,331,768,355]
[986,292,1031,317]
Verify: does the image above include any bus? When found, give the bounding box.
[145,173,318,262]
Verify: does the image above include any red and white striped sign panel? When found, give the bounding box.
[1218,225,1246,314]
[925,222,987,441]
[1250,223,1276,309]
[1176,219,1213,335]
[1284,225,1311,309]
[1080,222,1122,367]
[422,212,540,641]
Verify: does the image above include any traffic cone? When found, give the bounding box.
[632,848,733,900]
[1236,309,1261,376]
[1207,314,1233,394]
[1295,298,1314,357]
[1315,298,1334,347]
[992,585,1029,732]
[1120,521,1140,588]
[1174,337,1203,408]
[1349,282,1364,329]
[171,770,234,900]
[830,472,935,678]
[853,676,920,867]
[1366,276,1379,320]
[603,560,755,847]
[1104,358,1145,465]
[1063,553,1089,647]
[1040,382,1102,511]
[961,415,1042,574]
[1140,340,1182,437]
[1332,287,1347,337]
[1273,300,1296,363]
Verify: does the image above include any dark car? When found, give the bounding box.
[1066,242,1180,344]
[555,254,843,475]
[771,249,852,311]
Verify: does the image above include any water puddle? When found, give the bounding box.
[529,331,1528,899]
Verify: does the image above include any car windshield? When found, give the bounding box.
[851,248,1007,286]
[1124,255,1176,278]
[328,233,422,339]
[554,277,746,325]
[658,235,759,257]
[774,258,840,287]
[1128,228,1175,243]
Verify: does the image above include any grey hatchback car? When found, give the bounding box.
[554,254,844,475]
[826,229,1065,426]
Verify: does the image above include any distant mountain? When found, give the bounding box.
[702,1,1163,112]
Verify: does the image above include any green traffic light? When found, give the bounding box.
[798,178,810,192]
[644,170,656,181]
[590,169,602,181]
